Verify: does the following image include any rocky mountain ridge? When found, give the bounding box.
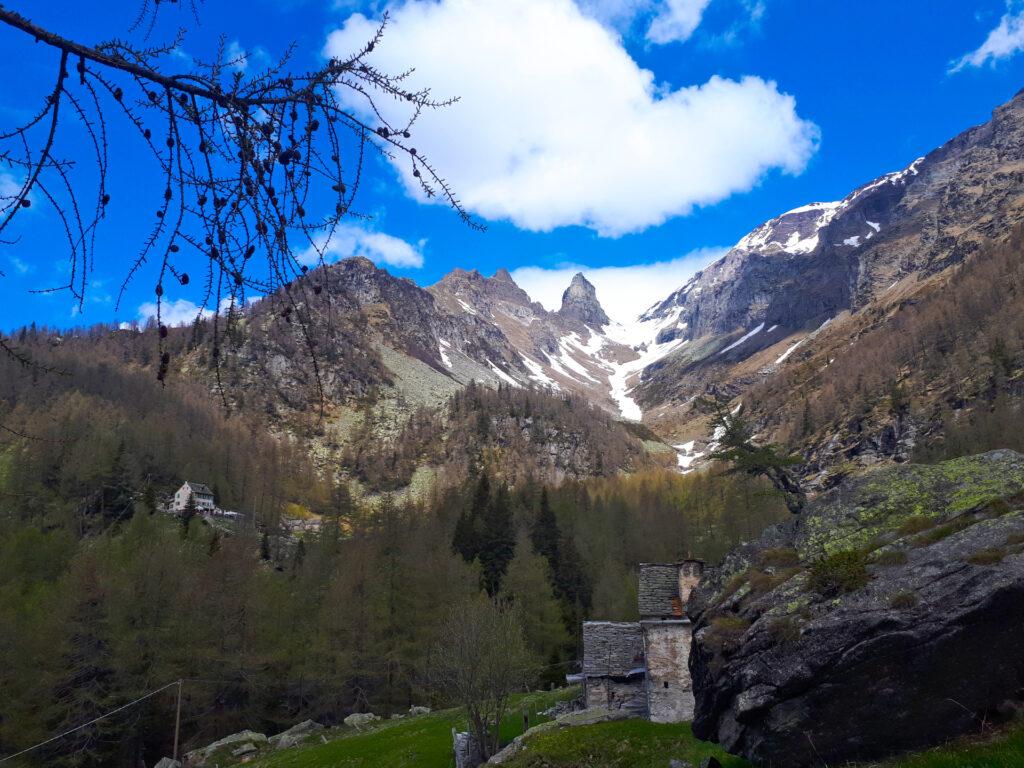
[170,88,1024,482]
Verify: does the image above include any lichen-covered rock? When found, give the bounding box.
[269,719,324,750]
[689,450,1024,767]
[184,730,267,766]
[343,712,380,729]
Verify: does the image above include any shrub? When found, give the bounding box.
[889,590,920,609]
[704,616,753,670]
[806,549,870,596]
[748,567,801,596]
[767,616,801,646]
[966,548,1005,565]
[759,547,800,567]
[898,515,935,535]
[717,570,750,603]
[911,517,973,547]
[873,549,908,566]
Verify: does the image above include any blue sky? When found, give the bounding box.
[2,0,1024,329]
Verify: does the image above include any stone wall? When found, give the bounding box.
[638,564,682,619]
[584,677,648,716]
[581,621,644,677]
[642,621,695,723]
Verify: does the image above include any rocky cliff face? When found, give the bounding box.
[687,450,1024,767]
[558,273,610,327]
[429,267,637,413]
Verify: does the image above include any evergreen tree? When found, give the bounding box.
[180,494,198,538]
[45,556,122,767]
[530,488,560,565]
[478,484,515,597]
[453,473,489,562]
[701,392,806,514]
[499,533,569,663]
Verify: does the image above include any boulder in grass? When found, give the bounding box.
[269,719,324,750]
[408,705,431,716]
[154,759,181,768]
[184,730,268,766]
[689,451,1024,767]
[343,712,380,729]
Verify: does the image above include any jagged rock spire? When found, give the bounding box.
[559,272,609,327]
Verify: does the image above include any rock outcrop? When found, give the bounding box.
[688,450,1024,767]
[269,719,324,750]
[184,729,268,767]
[558,273,610,327]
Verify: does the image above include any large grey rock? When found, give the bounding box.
[184,729,267,766]
[487,721,557,764]
[408,705,431,716]
[689,451,1024,767]
[554,706,633,727]
[343,712,380,729]
[269,719,324,750]
[453,729,484,768]
[154,759,181,768]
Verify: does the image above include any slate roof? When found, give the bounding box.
[638,563,683,619]
[582,622,645,678]
[185,481,213,496]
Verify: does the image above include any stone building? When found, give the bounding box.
[574,559,704,723]
[578,621,647,716]
[638,560,704,722]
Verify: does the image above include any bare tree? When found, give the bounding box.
[425,596,534,760]
[0,3,476,392]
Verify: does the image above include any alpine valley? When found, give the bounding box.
[151,87,1024,493]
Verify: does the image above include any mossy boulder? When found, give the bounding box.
[688,450,1024,767]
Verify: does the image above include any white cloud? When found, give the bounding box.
[297,224,425,268]
[136,296,246,326]
[137,298,212,327]
[7,256,30,275]
[226,40,249,72]
[326,0,818,236]
[225,40,270,73]
[646,0,712,44]
[951,3,1024,72]
[511,246,725,323]
[1,171,36,209]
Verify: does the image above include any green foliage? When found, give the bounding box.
[699,393,806,514]
[501,719,750,768]
[806,549,870,597]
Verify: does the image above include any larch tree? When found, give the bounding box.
[0,2,476,404]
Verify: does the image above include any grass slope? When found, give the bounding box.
[501,719,1024,768]
[502,719,747,768]
[235,690,1024,768]
[245,689,575,768]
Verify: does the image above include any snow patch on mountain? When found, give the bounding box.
[719,323,766,355]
